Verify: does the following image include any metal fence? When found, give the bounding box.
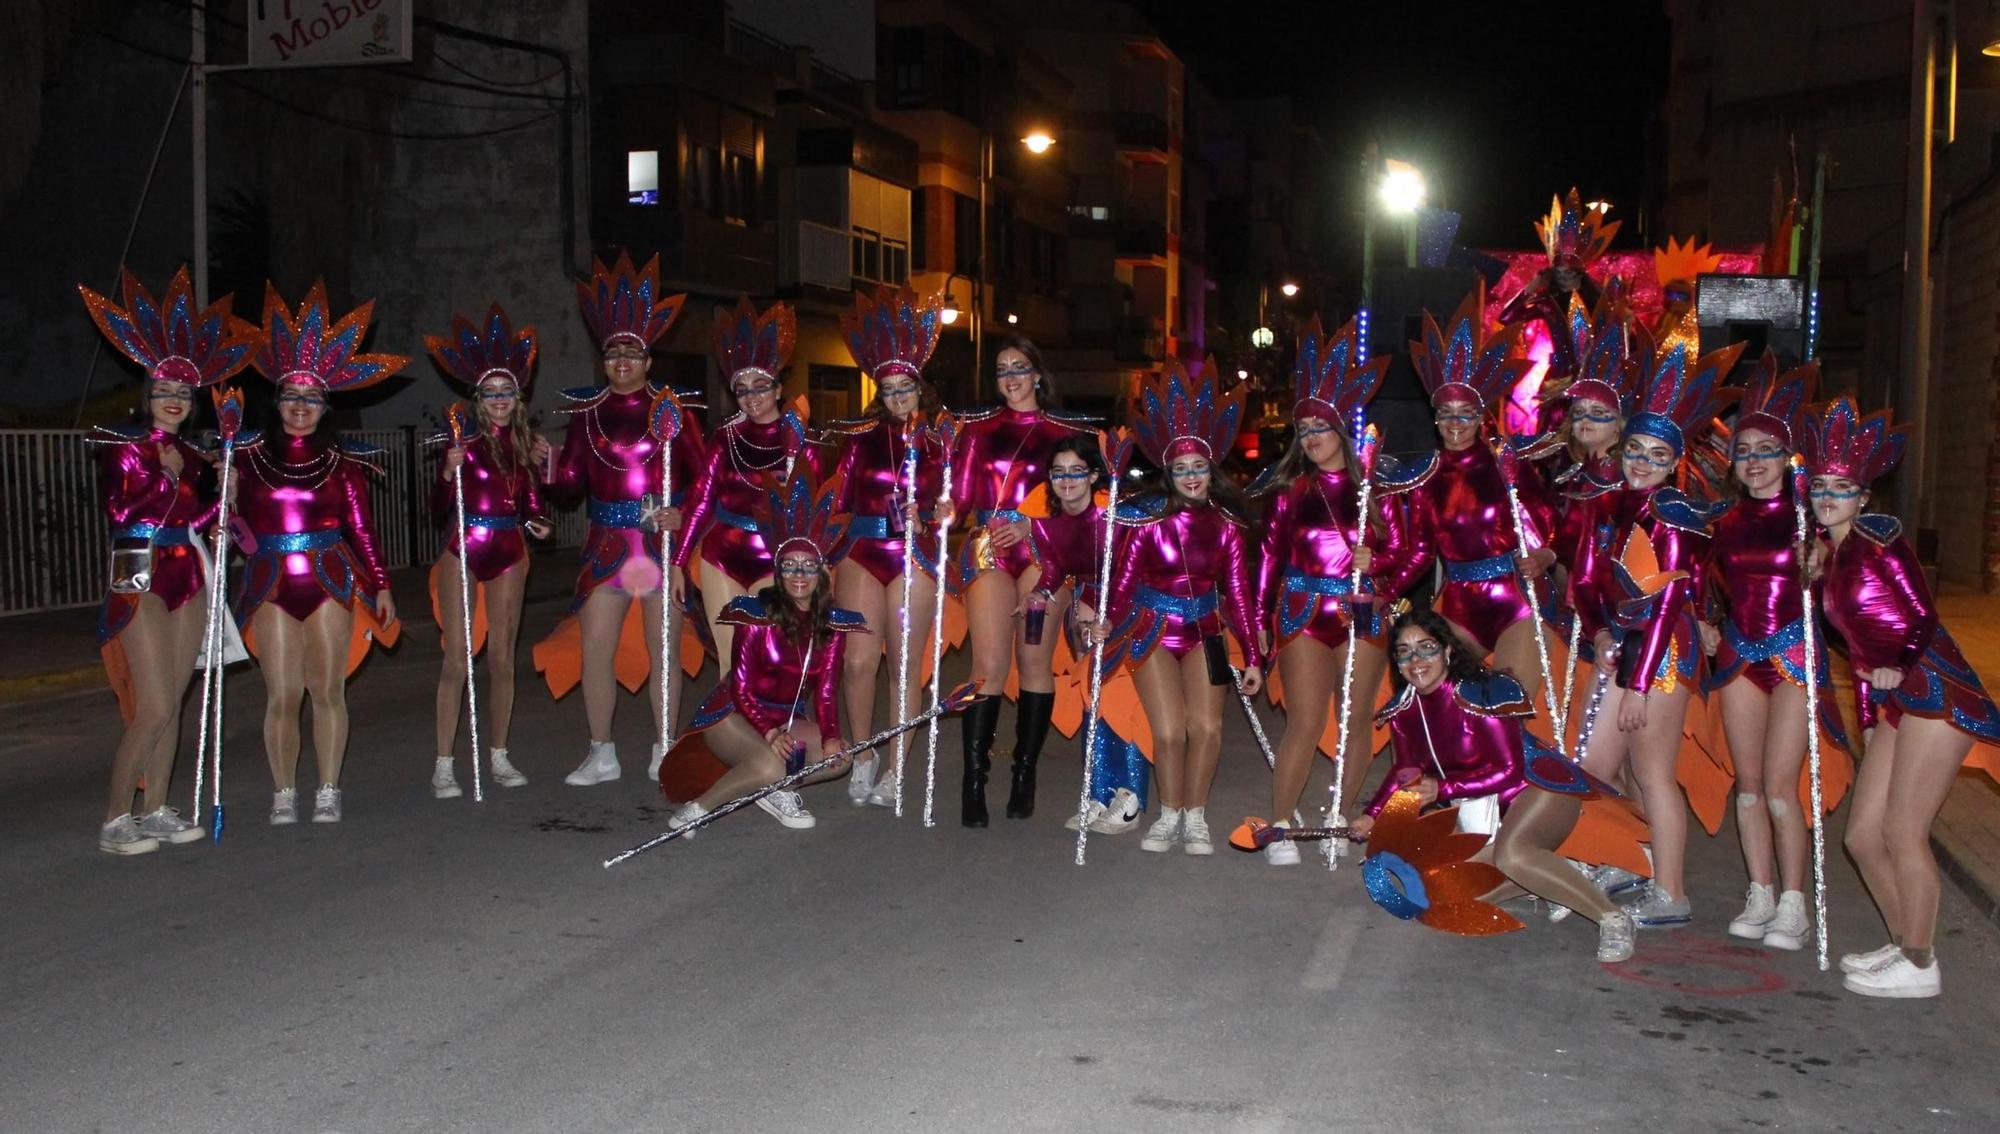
[0,428,586,617]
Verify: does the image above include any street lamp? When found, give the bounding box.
[1022,131,1056,154]
[1279,281,1300,298]
[1359,151,1426,361]
[1250,326,1276,349]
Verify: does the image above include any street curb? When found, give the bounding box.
[1934,832,2000,927]
[0,664,108,704]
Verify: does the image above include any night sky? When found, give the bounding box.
[1135,0,1674,250]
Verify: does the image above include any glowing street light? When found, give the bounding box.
[1236,368,1250,380]
[1250,326,1276,349]
[1022,131,1056,154]
[1005,312,1019,325]
[1279,281,1300,298]
[1379,160,1426,215]
[940,305,960,326]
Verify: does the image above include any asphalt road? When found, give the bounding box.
[5,597,1998,1132]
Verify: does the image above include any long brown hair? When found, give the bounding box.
[860,374,942,422]
[1258,420,1357,497]
[756,566,836,647]
[480,393,537,484]
[992,335,1062,407]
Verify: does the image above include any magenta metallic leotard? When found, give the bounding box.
[1255,466,1411,649]
[1364,672,1532,818]
[234,432,390,625]
[684,595,869,744]
[948,406,1098,589]
[430,429,547,583]
[93,425,218,642]
[830,416,946,585]
[1582,485,1711,695]
[1105,498,1264,670]
[545,385,705,610]
[675,416,825,588]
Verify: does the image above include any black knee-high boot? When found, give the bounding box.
[1007,691,1056,819]
[961,695,1001,827]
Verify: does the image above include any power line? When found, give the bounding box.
[217,74,558,141]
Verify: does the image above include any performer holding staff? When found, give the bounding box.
[1094,358,1264,856]
[80,267,256,854]
[663,475,866,833]
[236,282,404,825]
[1573,331,1744,928]
[1252,315,1402,861]
[947,337,1098,827]
[1701,355,1847,949]
[828,287,947,808]
[1802,398,2000,998]
[424,305,551,797]
[536,254,696,787]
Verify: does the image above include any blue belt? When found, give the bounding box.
[255,529,342,553]
[464,513,521,530]
[1724,617,1805,661]
[112,523,193,546]
[846,515,909,539]
[1135,586,1217,621]
[1443,553,1516,583]
[976,508,1027,525]
[589,498,644,528]
[715,507,759,533]
[1282,568,1361,598]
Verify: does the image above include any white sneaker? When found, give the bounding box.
[1843,953,1941,999]
[1727,882,1777,939]
[135,806,205,845]
[1263,821,1300,866]
[311,785,342,823]
[1597,910,1636,963]
[1064,800,1107,831]
[1622,882,1692,929]
[1762,890,1810,951]
[848,753,878,805]
[99,814,160,856]
[1840,942,1903,975]
[756,789,817,829]
[270,788,298,826]
[865,766,901,808]
[1090,789,1143,834]
[668,801,708,839]
[490,748,528,788]
[647,742,667,783]
[565,741,621,786]
[1592,864,1650,899]
[1139,807,1183,852]
[1181,808,1214,856]
[431,758,462,799]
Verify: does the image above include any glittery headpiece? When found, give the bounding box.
[77,266,258,387]
[251,280,408,392]
[1292,314,1390,425]
[424,302,537,394]
[1536,188,1619,270]
[712,294,797,385]
[1799,396,1909,485]
[1411,283,1532,411]
[841,286,942,381]
[1561,278,1638,416]
[1131,355,1246,467]
[1624,328,1743,458]
[1652,235,1721,294]
[575,252,685,353]
[757,472,849,563]
[1732,351,1817,451]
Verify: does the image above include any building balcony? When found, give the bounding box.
[1116,317,1166,363]
[1113,111,1171,157]
[1115,222,1169,262]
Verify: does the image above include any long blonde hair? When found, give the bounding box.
[480,394,536,481]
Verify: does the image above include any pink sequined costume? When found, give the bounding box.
[1106,500,1265,670]
[948,405,1100,590]
[546,384,704,608]
[1494,189,1619,389]
[78,267,257,646]
[1364,672,1532,817]
[1375,284,1552,653]
[829,287,949,584]
[1801,399,2000,745]
[423,304,549,584]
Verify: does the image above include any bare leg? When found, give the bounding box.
[434,558,469,760]
[483,561,529,748]
[1181,651,1226,808]
[579,586,635,742]
[1880,716,1973,952]
[1134,652,1189,808]
[1843,724,1902,942]
[966,568,1019,695]
[1341,641,1390,814]
[1271,636,1336,819]
[640,589,668,741]
[1491,616,1548,707]
[1490,789,1618,922]
[104,595,189,821]
[1014,576,1065,694]
[1629,687,1694,900]
[301,601,355,787]
[700,569,760,672]
[1760,682,1812,894]
[1718,677,1776,887]
[695,714,788,809]
[138,596,209,814]
[835,562,891,743]
[253,603,307,790]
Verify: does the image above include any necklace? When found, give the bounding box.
[252,441,339,493]
[582,405,651,473]
[726,419,787,478]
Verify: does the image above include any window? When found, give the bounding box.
[809,364,859,422]
[627,150,659,206]
[890,26,926,109]
[939,35,982,123]
[884,238,909,284]
[953,192,979,276]
[1029,227,1058,296]
[722,150,755,225]
[688,145,719,216]
[912,188,929,272]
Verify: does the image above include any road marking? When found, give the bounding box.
[1302,911,1363,990]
